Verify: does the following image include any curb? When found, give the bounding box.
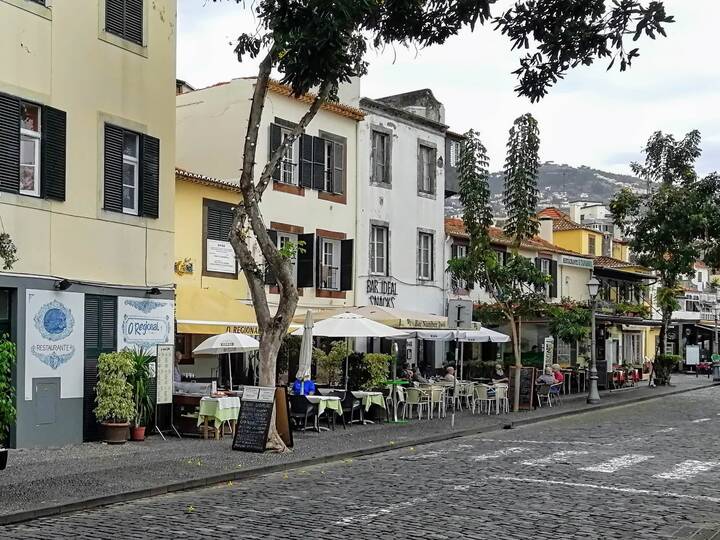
[1,382,715,526]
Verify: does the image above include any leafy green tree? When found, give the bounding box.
[548,302,592,359]
[450,129,547,411]
[0,335,16,447]
[217,0,672,448]
[503,113,540,247]
[610,131,720,355]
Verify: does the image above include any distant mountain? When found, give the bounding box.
[446,162,648,217]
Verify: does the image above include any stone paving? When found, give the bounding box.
[0,375,714,529]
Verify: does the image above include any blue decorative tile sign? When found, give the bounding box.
[117,297,174,352]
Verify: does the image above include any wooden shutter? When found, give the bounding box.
[206,206,222,241]
[549,260,558,298]
[125,0,144,45]
[296,233,315,288]
[340,239,354,291]
[332,142,343,194]
[430,147,437,194]
[83,295,117,441]
[41,106,67,201]
[0,93,20,194]
[105,0,124,37]
[269,123,281,182]
[312,137,325,190]
[325,142,335,191]
[103,124,123,212]
[315,235,323,288]
[299,134,313,188]
[264,229,278,285]
[141,134,160,218]
[417,145,423,192]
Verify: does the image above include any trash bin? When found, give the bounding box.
[712,354,720,382]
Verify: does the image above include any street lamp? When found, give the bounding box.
[587,276,601,404]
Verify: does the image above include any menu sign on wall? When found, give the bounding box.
[207,239,237,274]
[155,344,174,405]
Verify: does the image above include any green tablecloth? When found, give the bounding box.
[196,397,240,427]
[306,396,343,417]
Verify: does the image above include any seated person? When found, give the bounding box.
[536,366,557,386]
[444,366,456,383]
[552,364,565,384]
[413,369,429,384]
[491,364,509,384]
[292,377,316,396]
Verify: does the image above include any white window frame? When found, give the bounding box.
[319,238,340,291]
[451,243,468,290]
[371,130,388,184]
[540,258,551,297]
[279,127,299,185]
[20,102,41,198]
[370,225,388,276]
[277,232,298,285]
[122,132,140,215]
[419,145,434,194]
[417,232,433,281]
[449,140,461,167]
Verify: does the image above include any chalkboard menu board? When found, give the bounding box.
[232,386,275,453]
[509,366,536,410]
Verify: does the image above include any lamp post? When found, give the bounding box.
[587,276,601,404]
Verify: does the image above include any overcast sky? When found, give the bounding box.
[177,0,718,175]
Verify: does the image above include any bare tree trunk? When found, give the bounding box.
[226,51,332,452]
[509,315,522,412]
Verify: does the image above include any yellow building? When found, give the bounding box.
[173,169,260,383]
[1,0,177,448]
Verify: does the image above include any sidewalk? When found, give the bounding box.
[0,374,715,525]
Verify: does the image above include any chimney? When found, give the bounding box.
[539,217,554,245]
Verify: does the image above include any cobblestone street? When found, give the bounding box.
[3,386,720,539]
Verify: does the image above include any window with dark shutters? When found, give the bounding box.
[203,200,237,277]
[549,260,558,298]
[264,229,278,285]
[299,134,313,188]
[340,239,354,291]
[312,137,325,190]
[0,92,67,200]
[105,0,144,46]
[206,206,234,242]
[296,233,315,288]
[104,123,160,218]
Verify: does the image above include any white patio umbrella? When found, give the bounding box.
[193,332,260,390]
[292,313,408,390]
[296,311,314,394]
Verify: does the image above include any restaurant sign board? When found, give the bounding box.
[233,385,275,453]
[560,255,594,269]
[117,297,174,351]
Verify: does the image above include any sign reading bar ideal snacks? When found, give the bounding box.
[560,255,594,270]
[25,290,85,400]
[117,297,174,351]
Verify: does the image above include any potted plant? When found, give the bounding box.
[94,351,135,444]
[128,348,154,441]
[0,335,16,470]
[654,354,680,386]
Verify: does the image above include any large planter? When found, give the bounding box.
[130,426,146,442]
[103,422,130,444]
[0,448,8,471]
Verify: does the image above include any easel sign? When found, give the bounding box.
[233,385,275,452]
[155,343,180,439]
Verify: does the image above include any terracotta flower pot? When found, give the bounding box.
[0,448,8,471]
[130,426,146,442]
[103,422,130,444]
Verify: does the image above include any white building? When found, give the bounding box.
[355,90,449,316]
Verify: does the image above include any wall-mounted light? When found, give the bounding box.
[54,279,72,291]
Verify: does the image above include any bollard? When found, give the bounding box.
[713,361,720,382]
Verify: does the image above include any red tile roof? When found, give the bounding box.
[537,207,601,234]
[175,168,241,192]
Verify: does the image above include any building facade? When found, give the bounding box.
[176,78,362,347]
[1,0,177,447]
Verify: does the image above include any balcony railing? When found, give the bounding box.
[320,265,339,291]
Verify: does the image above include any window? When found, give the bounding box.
[105,0,144,46]
[371,130,389,184]
[451,243,468,290]
[449,140,461,167]
[0,93,66,201]
[323,139,344,193]
[588,234,596,254]
[280,127,299,185]
[417,232,433,281]
[418,144,435,194]
[122,132,139,215]
[370,225,388,276]
[277,232,298,284]
[622,333,643,365]
[204,200,236,277]
[320,238,340,290]
[103,123,160,218]
[540,258,551,297]
[20,103,41,197]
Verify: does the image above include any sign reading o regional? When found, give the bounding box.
[25,290,85,401]
[117,297,175,351]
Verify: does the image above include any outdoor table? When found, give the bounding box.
[383,379,409,422]
[305,395,343,417]
[197,396,241,440]
[351,390,386,412]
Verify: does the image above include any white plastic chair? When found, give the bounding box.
[429,386,446,419]
[404,387,430,420]
[473,384,495,415]
[494,383,509,414]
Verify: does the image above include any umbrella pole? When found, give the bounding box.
[460,341,465,380]
[345,337,349,391]
[228,353,233,391]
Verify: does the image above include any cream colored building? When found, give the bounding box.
[176,78,363,335]
[1,0,176,448]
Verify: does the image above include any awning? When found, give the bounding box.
[408,328,511,343]
[596,314,662,327]
[293,305,448,329]
[177,319,301,336]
